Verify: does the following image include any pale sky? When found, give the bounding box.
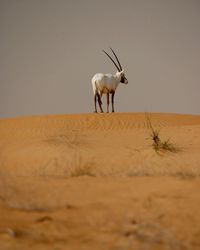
[1,0,200,118]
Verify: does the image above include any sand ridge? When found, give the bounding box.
[0,113,200,177]
[1,112,200,131]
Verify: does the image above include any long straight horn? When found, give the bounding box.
[110,47,122,71]
[102,50,121,72]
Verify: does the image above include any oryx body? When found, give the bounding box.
[92,48,128,113]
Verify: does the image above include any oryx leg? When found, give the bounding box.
[97,93,103,113]
[106,93,110,113]
[111,91,115,113]
[94,94,97,113]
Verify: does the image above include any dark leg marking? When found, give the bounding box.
[111,91,115,113]
[94,94,97,113]
[97,93,103,113]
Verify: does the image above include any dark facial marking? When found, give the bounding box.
[120,74,125,83]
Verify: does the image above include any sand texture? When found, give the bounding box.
[0,112,200,250]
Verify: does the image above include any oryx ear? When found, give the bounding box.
[121,69,124,74]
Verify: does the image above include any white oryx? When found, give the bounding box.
[92,48,128,113]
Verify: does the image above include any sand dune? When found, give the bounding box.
[0,112,200,249]
[1,112,200,176]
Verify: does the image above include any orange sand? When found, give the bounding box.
[0,113,200,250]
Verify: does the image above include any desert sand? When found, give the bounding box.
[0,112,200,250]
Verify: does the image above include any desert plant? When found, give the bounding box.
[69,154,96,177]
[0,170,66,211]
[70,164,95,177]
[146,115,177,152]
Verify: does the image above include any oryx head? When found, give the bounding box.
[103,48,128,84]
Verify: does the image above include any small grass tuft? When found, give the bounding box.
[69,154,96,177]
[71,164,95,177]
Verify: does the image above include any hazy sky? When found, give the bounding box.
[1,0,200,118]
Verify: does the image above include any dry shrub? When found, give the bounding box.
[0,171,66,211]
[123,221,189,250]
[45,129,87,149]
[146,115,177,153]
[69,154,96,177]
